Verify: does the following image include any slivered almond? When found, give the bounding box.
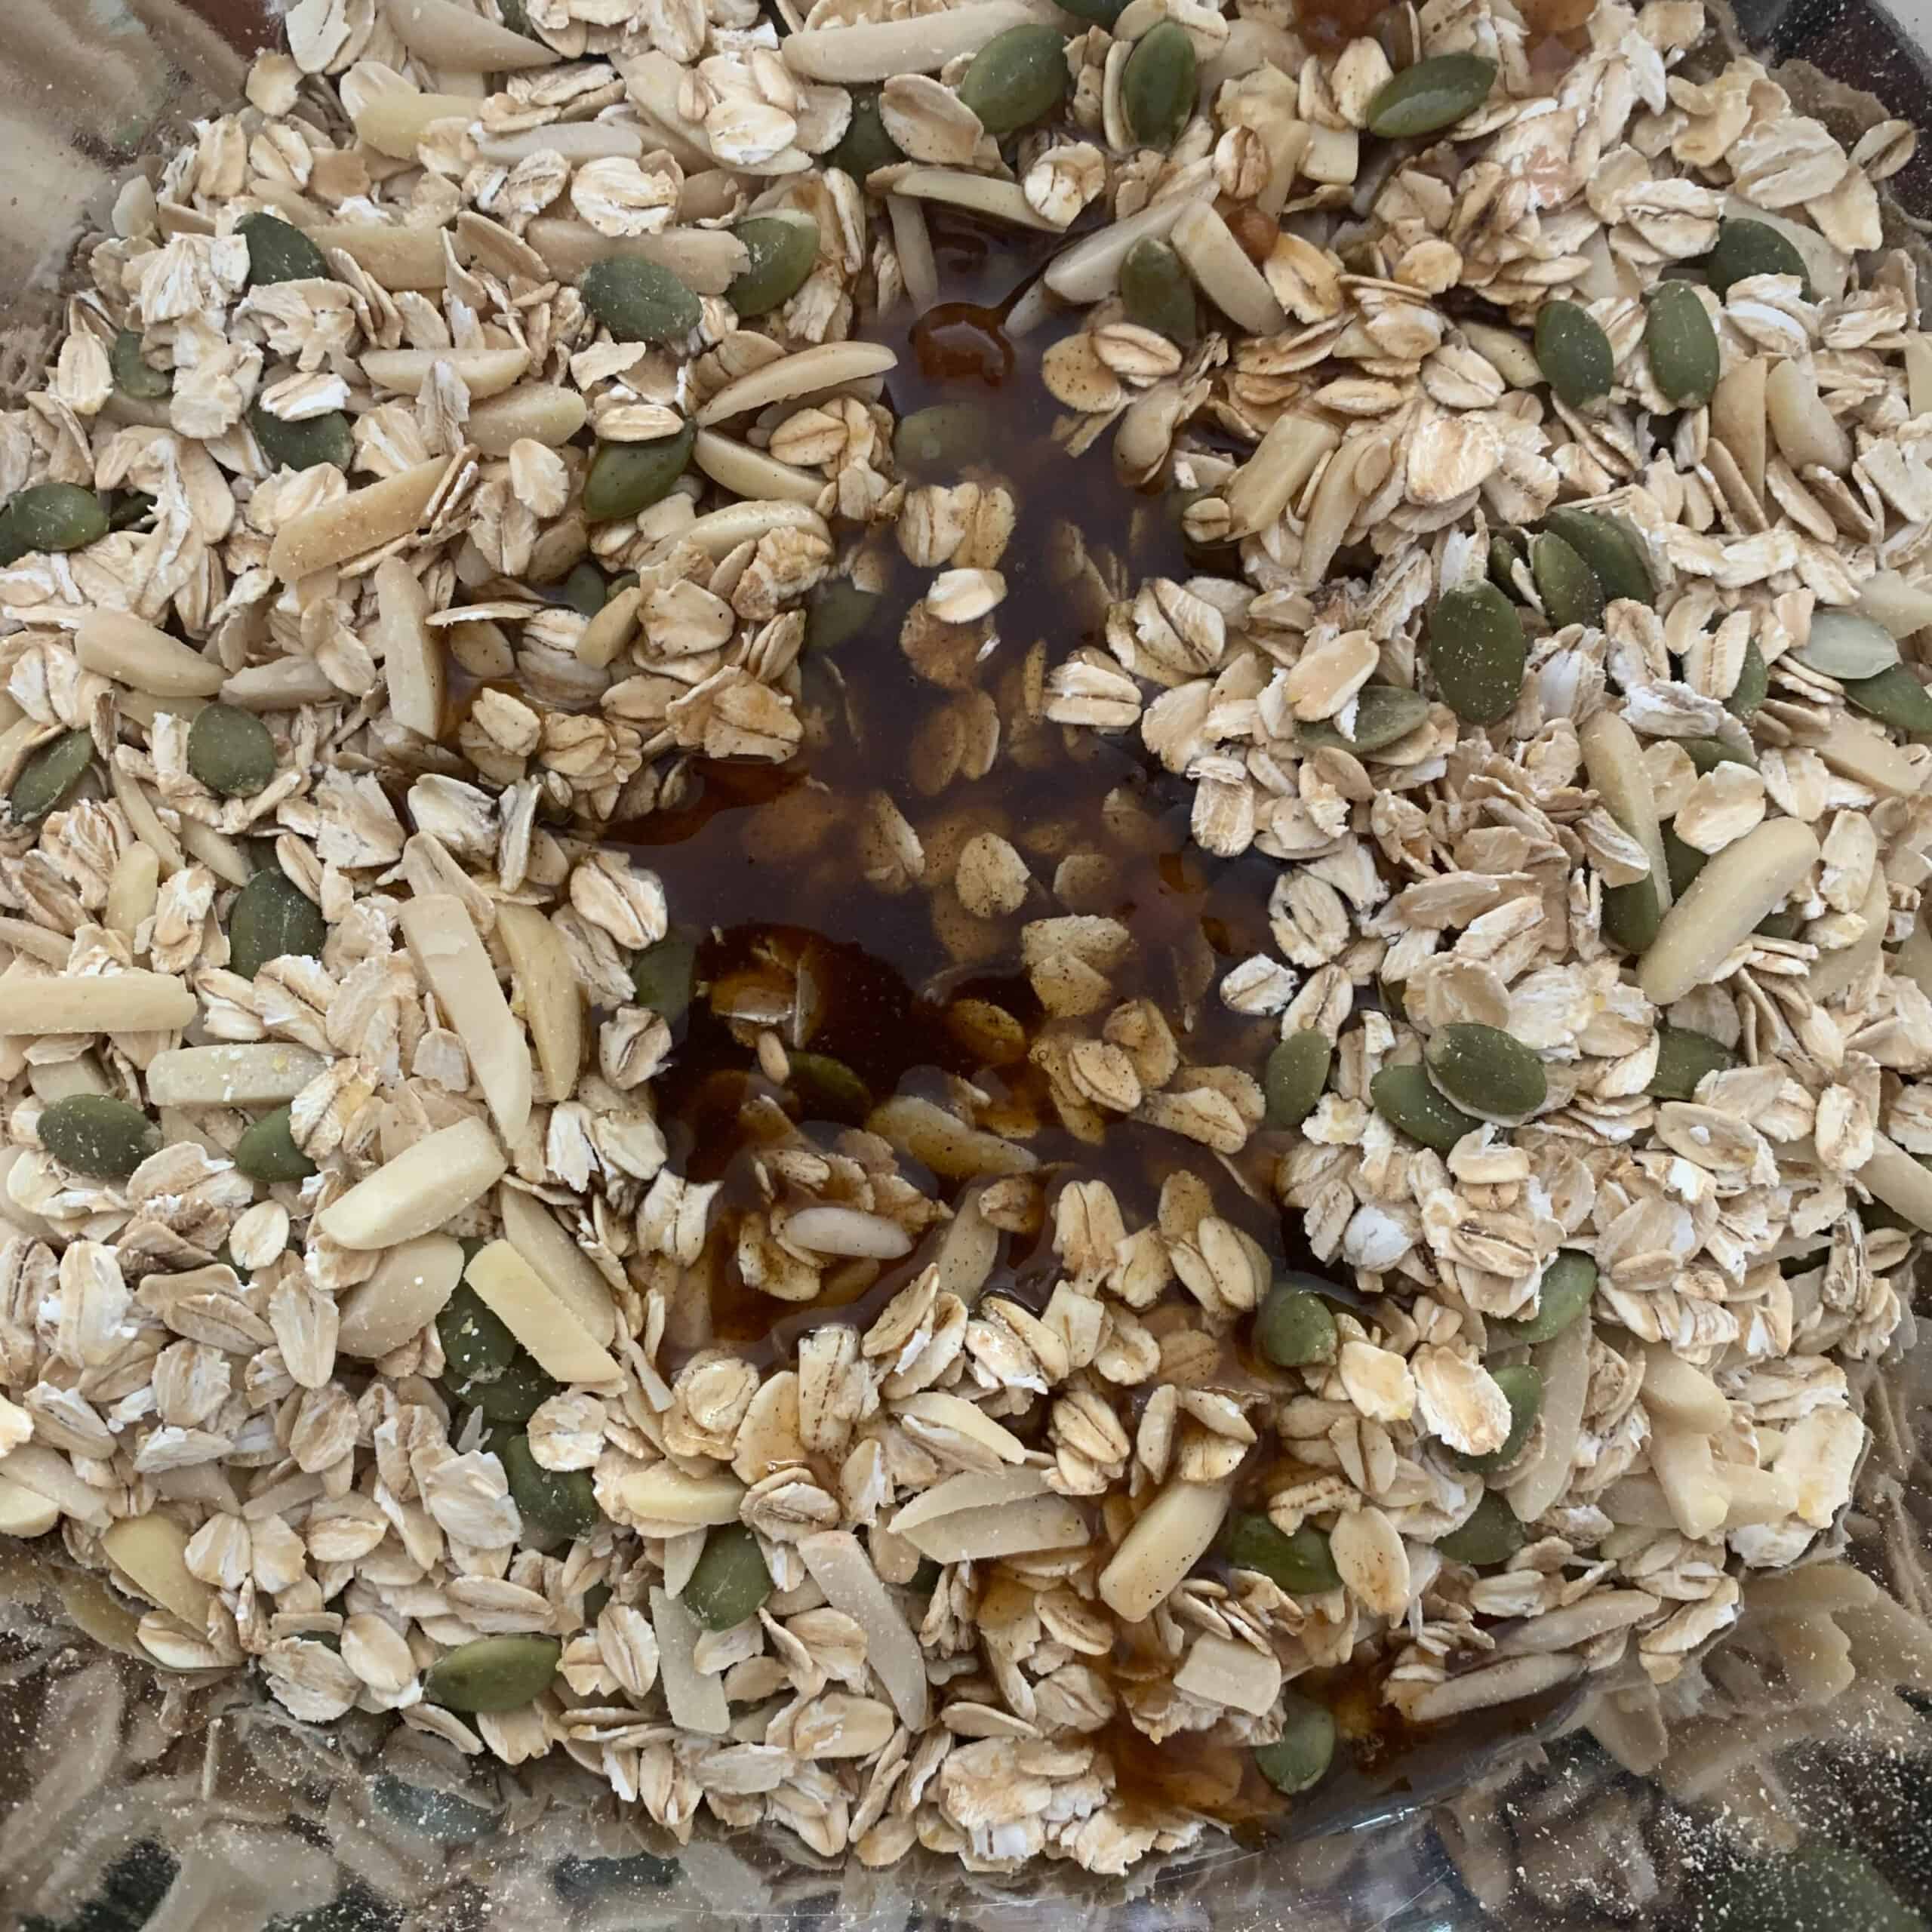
[1407,1653,1580,1723]
[269,458,451,582]
[1808,869,1890,1003]
[523,219,749,293]
[361,348,530,399]
[318,1117,507,1250]
[467,385,588,456]
[1505,1307,1591,1523]
[309,223,448,291]
[1638,1345,1730,1433]
[872,166,1057,232]
[697,342,899,427]
[498,1185,614,1346]
[1224,413,1340,538]
[336,1234,465,1359]
[1098,1478,1231,1623]
[896,1391,1027,1465]
[1813,715,1921,797]
[783,1204,912,1257]
[1580,709,1672,912]
[1638,817,1820,1004]
[783,2,1044,81]
[577,584,643,669]
[798,1530,931,1729]
[619,1463,747,1527]
[374,555,444,740]
[75,611,226,697]
[220,658,343,709]
[0,1472,58,1538]
[478,124,645,165]
[1,1444,110,1526]
[352,90,477,159]
[888,1466,1054,1541]
[105,844,161,937]
[1715,1463,1798,1526]
[465,1239,622,1384]
[1171,202,1287,336]
[398,894,533,1143]
[651,1586,730,1735]
[894,1494,1088,1564]
[146,1043,327,1107]
[178,820,252,888]
[384,0,560,70]
[682,500,831,555]
[494,903,582,1103]
[1863,1131,1932,1231]
[0,971,194,1035]
[1174,1632,1282,1715]
[1044,186,1201,302]
[102,1514,213,1629]
[694,429,825,507]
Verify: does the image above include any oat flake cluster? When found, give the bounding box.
[0,0,1928,1882]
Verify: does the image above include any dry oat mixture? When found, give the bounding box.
[0,0,1928,1881]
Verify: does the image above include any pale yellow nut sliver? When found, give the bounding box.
[75,610,226,697]
[1638,817,1820,1007]
[268,458,449,583]
[617,1461,746,1526]
[887,1466,1054,1540]
[0,1471,59,1538]
[798,1530,931,1730]
[386,0,561,69]
[651,1586,729,1736]
[1097,1478,1231,1624]
[0,971,194,1035]
[465,1239,621,1384]
[1174,1632,1282,1716]
[398,894,533,1145]
[1813,715,1923,798]
[894,1495,1089,1564]
[468,384,588,457]
[352,90,477,160]
[307,222,448,291]
[494,903,582,1106]
[374,555,444,741]
[336,1234,465,1359]
[102,1514,214,1629]
[498,1183,614,1346]
[361,348,530,399]
[146,1043,328,1108]
[1580,709,1671,912]
[697,342,898,427]
[1863,1131,1932,1232]
[318,1117,507,1250]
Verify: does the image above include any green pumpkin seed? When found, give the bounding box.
[958,25,1071,137]
[554,1851,680,1900]
[1663,824,1707,897]
[425,1634,561,1713]
[1054,0,1127,20]
[503,1435,601,1540]
[1118,237,1197,343]
[580,256,703,344]
[1793,609,1901,681]
[1755,905,1801,940]
[234,1105,318,1184]
[583,423,695,522]
[249,403,355,474]
[1490,1250,1595,1346]
[631,930,698,1021]
[369,1775,500,1844]
[112,328,173,401]
[1427,580,1527,724]
[1254,1695,1336,1795]
[1843,663,1932,734]
[227,868,328,980]
[1488,531,1526,595]
[1436,1491,1526,1567]
[1120,21,1195,149]
[1601,873,1665,954]
[1681,735,1754,774]
[1363,51,1496,137]
[38,1094,161,1180]
[438,1281,521,1383]
[561,560,608,618]
[806,579,881,654]
[894,403,995,475]
[1263,1030,1331,1130]
[187,703,278,798]
[8,730,95,824]
[580,1580,613,1623]
[1424,1021,1547,1122]
[826,87,903,180]
[728,215,821,317]
[1540,506,1653,605]
[683,1522,773,1631]
[1300,684,1432,755]
[1370,1060,1481,1153]
[1647,1022,1737,1100]
[1701,216,1810,299]
[460,1352,559,1423]
[2,482,108,561]
[788,1051,873,1125]
[1453,1364,1541,1473]
[1220,1511,1340,1593]
[109,490,156,531]
[1254,1278,1339,1368]
[1533,299,1614,409]
[1530,530,1605,630]
[1643,279,1718,408]
[498,0,531,29]
[238,211,329,287]
[1725,637,1767,719]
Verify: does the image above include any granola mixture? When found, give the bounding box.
[0,0,1928,1881]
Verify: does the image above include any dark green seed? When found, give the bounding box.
[894,401,994,474]
[455,1352,559,1423]
[1726,638,1767,719]
[503,1435,601,1540]
[825,87,903,180]
[1254,1695,1336,1795]
[788,1051,872,1126]
[1540,506,1653,605]
[805,579,881,654]
[424,1634,561,1713]
[1644,279,1718,408]
[1436,1491,1526,1567]
[958,25,1071,137]
[437,1281,521,1383]
[1601,873,1665,954]
[1425,1022,1547,1121]
[1681,735,1754,774]
[109,490,156,531]
[1118,238,1197,344]
[38,1094,161,1180]
[1427,580,1527,724]
[112,328,173,401]
[1701,216,1810,300]
[1219,1511,1340,1593]
[553,1851,680,1900]
[187,703,278,798]
[1363,51,1496,137]
[1647,1022,1738,1101]
[910,1557,942,1594]
[238,211,330,287]
[1054,0,1127,19]
[583,423,695,522]
[563,561,608,617]
[234,1105,318,1184]
[1263,1029,1331,1129]
[8,730,95,824]
[1663,824,1707,897]
[1369,1061,1481,1153]
[1533,299,1614,409]
[580,256,703,344]
[728,216,821,318]
[1488,531,1526,595]
[1843,664,1932,734]
[1530,530,1605,629]
[630,931,698,1022]
[227,868,328,980]
[683,1523,772,1631]
[1792,609,1899,681]
[1254,1280,1338,1368]
[1757,907,1801,939]
[369,1776,500,1844]
[498,0,531,31]
[1300,684,1431,755]
[581,1581,612,1623]
[1490,1250,1595,1346]
[1453,1364,1541,1473]
[248,404,354,474]
[1120,21,1195,149]
[2,483,109,558]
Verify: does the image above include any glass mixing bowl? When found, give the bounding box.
[2,5,1930,1929]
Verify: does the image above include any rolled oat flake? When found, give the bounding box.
[1423,1023,1548,1122]
[423,1634,562,1713]
[38,1094,162,1180]
[1453,1364,1541,1473]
